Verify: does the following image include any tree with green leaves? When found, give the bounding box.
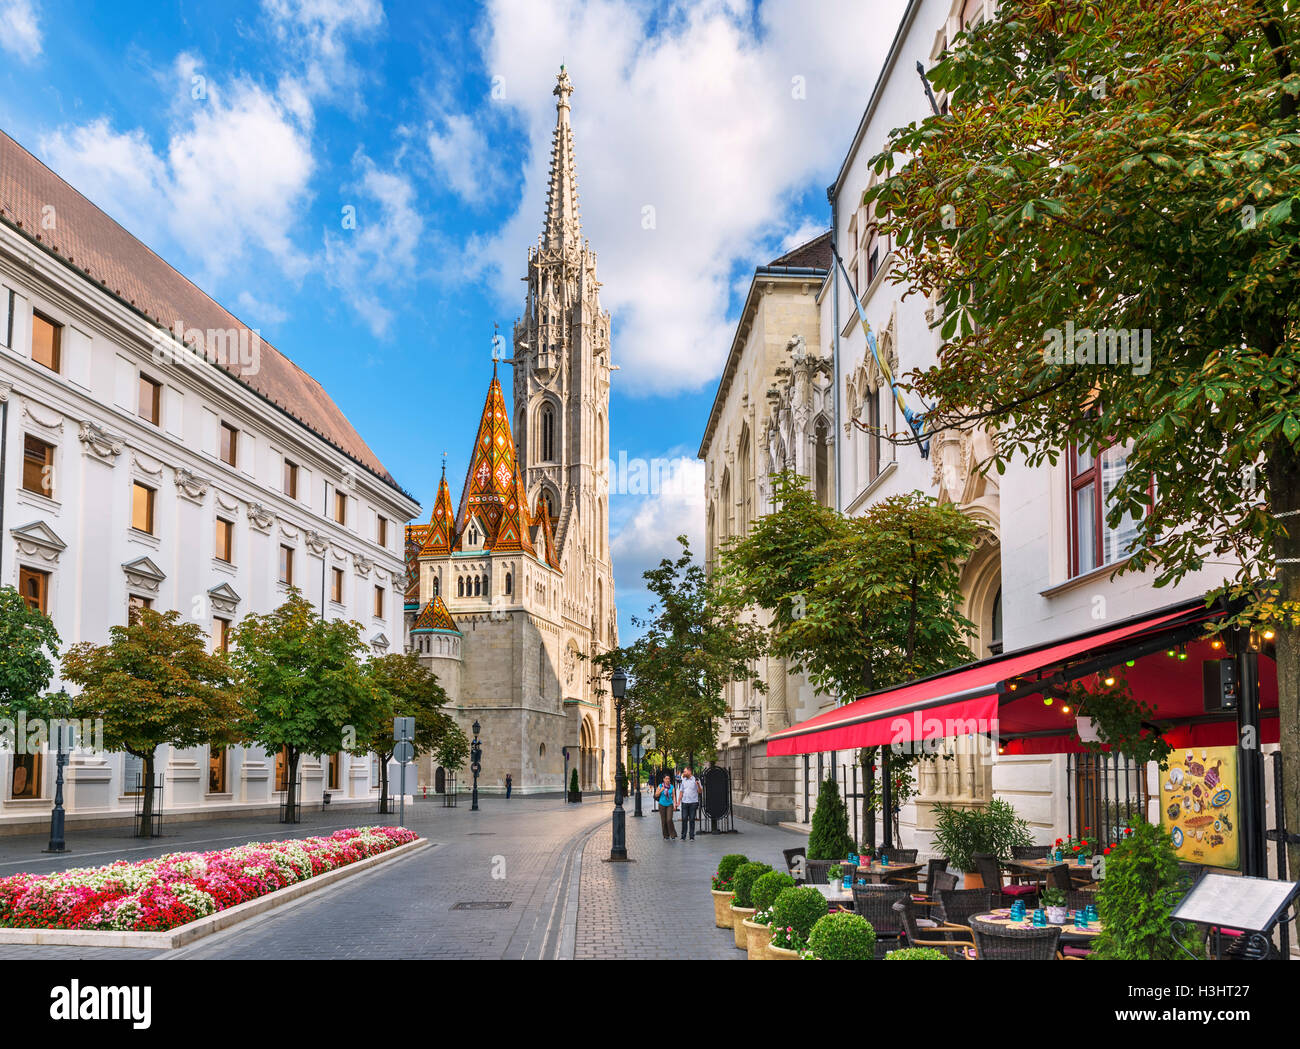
[61,609,241,831]
[0,585,61,721]
[807,778,856,861]
[362,651,467,812]
[868,0,1300,873]
[228,592,380,821]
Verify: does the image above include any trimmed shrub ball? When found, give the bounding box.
[770,885,829,942]
[731,862,773,909]
[716,854,749,882]
[809,911,877,960]
[751,870,796,914]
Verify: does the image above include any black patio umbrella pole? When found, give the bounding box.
[881,745,894,852]
[1233,626,1266,877]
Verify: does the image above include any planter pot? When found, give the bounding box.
[963,871,983,889]
[743,919,774,960]
[731,906,756,949]
[1046,906,1069,925]
[711,890,736,928]
[1076,716,1100,743]
[568,791,582,803]
[767,943,801,960]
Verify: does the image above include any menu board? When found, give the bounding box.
[1159,745,1238,870]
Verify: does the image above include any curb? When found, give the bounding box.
[0,837,431,949]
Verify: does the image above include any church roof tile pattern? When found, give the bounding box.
[452,367,524,552]
[420,468,456,557]
[411,594,459,634]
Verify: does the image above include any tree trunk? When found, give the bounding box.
[379,751,391,814]
[1271,437,1300,880]
[139,749,155,836]
[286,750,300,823]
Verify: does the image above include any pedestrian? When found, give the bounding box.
[505,773,512,799]
[655,774,678,840]
[679,766,700,842]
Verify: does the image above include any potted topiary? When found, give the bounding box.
[745,871,795,959]
[808,910,877,960]
[730,862,773,949]
[806,778,856,883]
[1041,886,1069,926]
[767,885,829,960]
[931,799,1033,888]
[711,853,748,928]
[568,768,581,803]
[884,947,948,960]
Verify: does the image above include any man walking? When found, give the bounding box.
[679,766,700,841]
[505,773,512,799]
[655,773,678,841]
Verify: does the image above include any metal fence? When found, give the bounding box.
[132,774,163,838]
[1066,752,1148,850]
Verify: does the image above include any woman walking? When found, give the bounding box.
[655,774,678,840]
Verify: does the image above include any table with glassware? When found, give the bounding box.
[970,905,1104,944]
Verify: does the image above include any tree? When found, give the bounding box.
[1093,820,1203,960]
[362,652,467,813]
[868,0,1300,874]
[590,537,767,785]
[60,609,241,831]
[228,592,380,821]
[0,585,61,720]
[807,778,856,861]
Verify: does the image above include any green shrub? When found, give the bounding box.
[1093,821,1205,960]
[716,853,749,883]
[569,769,580,794]
[770,885,829,942]
[731,862,773,909]
[930,799,1032,871]
[884,947,948,960]
[752,870,796,913]
[807,778,855,860]
[808,911,876,960]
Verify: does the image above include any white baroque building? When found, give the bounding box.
[0,129,419,831]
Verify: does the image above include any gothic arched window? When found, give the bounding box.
[457,576,464,597]
[474,576,481,597]
[505,572,513,595]
[540,403,556,462]
[432,575,440,597]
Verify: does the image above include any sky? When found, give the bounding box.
[0,0,908,640]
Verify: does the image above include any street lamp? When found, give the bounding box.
[608,667,629,861]
[470,719,482,812]
[43,718,69,854]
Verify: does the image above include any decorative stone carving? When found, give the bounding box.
[11,520,66,564]
[131,451,164,477]
[247,503,275,532]
[207,582,241,615]
[214,491,240,513]
[303,530,329,556]
[22,402,63,431]
[354,554,374,577]
[0,380,11,402]
[78,419,124,462]
[122,556,165,594]
[175,468,210,502]
[370,632,390,651]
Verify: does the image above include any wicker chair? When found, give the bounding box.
[937,888,998,927]
[1065,888,1096,912]
[927,870,958,898]
[969,919,1062,960]
[805,859,834,885]
[892,896,976,960]
[1011,845,1052,860]
[850,885,909,957]
[873,847,919,863]
[783,847,806,883]
[1046,863,1074,893]
[973,852,1038,907]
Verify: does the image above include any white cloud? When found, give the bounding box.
[323,154,424,337]
[261,0,385,103]
[235,290,290,326]
[466,0,905,395]
[610,454,705,603]
[0,0,41,62]
[41,66,316,285]
[426,110,503,205]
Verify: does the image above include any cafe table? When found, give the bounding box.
[849,861,924,885]
[811,883,855,909]
[970,907,1104,945]
[1004,856,1099,887]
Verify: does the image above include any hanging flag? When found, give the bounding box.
[830,242,931,458]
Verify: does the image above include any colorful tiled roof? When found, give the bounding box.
[411,594,459,634]
[452,367,519,551]
[420,468,455,557]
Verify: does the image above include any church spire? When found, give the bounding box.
[542,65,581,252]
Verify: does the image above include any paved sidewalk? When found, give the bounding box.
[574,795,808,960]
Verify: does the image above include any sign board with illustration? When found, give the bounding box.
[1158,745,1238,869]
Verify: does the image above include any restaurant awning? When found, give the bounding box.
[765,596,1278,757]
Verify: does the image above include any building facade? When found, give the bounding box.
[700,233,833,824]
[404,68,617,796]
[0,130,418,831]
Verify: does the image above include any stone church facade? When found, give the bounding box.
[404,68,617,796]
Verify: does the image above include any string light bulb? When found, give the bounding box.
[1061,704,1071,715]
[1263,628,1276,641]
[1103,674,1116,687]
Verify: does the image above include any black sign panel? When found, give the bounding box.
[435,766,446,794]
[702,766,730,820]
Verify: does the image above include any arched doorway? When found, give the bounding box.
[580,717,597,790]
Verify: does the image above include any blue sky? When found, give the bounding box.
[0,0,906,639]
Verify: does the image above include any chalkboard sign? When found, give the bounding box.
[702,766,730,820]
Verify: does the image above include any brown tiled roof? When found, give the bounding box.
[0,129,406,495]
[768,229,832,270]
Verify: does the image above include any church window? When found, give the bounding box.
[474,576,481,597]
[540,403,556,462]
[505,572,512,595]
[457,577,464,598]
[814,416,831,508]
[432,576,440,597]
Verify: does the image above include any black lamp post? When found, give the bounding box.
[608,667,629,861]
[470,720,482,812]
[43,719,69,854]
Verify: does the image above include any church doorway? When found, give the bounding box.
[580,716,597,790]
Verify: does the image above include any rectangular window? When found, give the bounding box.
[1,286,13,348]
[22,435,54,498]
[334,490,347,525]
[275,747,290,792]
[215,517,233,563]
[128,594,152,624]
[131,481,155,534]
[212,616,231,653]
[11,753,41,799]
[208,746,228,794]
[18,566,48,613]
[138,373,162,425]
[328,752,340,791]
[1069,440,1145,576]
[31,312,61,372]
[283,459,299,499]
[331,567,344,603]
[373,585,385,619]
[219,422,238,467]
[377,514,388,547]
[279,544,294,585]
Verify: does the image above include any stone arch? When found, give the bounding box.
[580,715,598,790]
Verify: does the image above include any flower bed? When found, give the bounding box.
[0,826,418,933]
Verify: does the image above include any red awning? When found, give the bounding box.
[765,600,1224,757]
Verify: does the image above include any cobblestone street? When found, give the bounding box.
[0,793,807,961]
